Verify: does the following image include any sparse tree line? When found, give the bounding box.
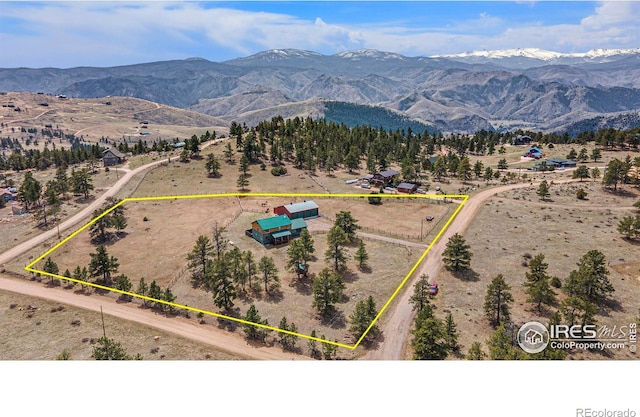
[41,245,176,314]
[184,210,378,355]
[1,139,104,172]
[14,164,95,228]
[412,231,618,360]
[0,128,219,172]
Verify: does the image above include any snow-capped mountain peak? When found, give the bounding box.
[432,47,640,61]
[238,49,322,61]
[335,49,406,60]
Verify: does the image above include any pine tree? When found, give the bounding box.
[308,329,321,359]
[205,153,221,177]
[484,274,514,328]
[349,296,379,342]
[321,336,338,360]
[334,211,360,242]
[444,313,459,352]
[537,180,551,200]
[487,324,521,360]
[411,308,448,360]
[466,342,486,360]
[523,254,556,312]
[442,233,472,272]
[409,274,431,312]
[325,225,348,272]
[211,254,237,310]
[89,246,119,285]
[354,240,369,270]
[312,268,345,317]
[243,304,269,341]
[258,255,279,295]
[457,156,472,181]
[278,317,298,351]
[186,235,214,287]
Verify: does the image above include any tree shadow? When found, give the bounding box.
[290,275,313,296]
[358,265,373,275]
[216,308,241,331]
[602,187,637,198]
[454,268,480,282]
[264,287,284,303]
[355,327,385,351]
[341,269,359,284]
[601,297,624,314]
[321,309,346,329]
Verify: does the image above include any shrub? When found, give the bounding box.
[576,188,588,200]
[550,276,562,288]
[271,166,287,176]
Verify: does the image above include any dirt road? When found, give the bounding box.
[364,181,535,360]
[0,139,220,267]
[0,158,168,266]
[0,275,298,360]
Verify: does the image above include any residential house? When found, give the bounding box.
[0,188,15,202]
[250,215,308,245]
[512,135,532,146]
[102,148,125,167]
[533,158,577,171]
[524,146,544,159]
[396,182,418,194]
[372,169,399,185]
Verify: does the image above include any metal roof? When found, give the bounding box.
[103,147,125,158]
[378,169,399,178]
[291,218,308,230]
[397,182,417,189]
[255,215,291,231]
[272,230,292,239]
[283,200,318,213]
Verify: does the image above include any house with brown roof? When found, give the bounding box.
[102,148,125,167]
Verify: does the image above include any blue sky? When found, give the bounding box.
[0,1,638,68]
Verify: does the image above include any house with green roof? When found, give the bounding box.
[250,214,308,245]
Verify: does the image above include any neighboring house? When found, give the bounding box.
[533,158,577,171]
[0,188,15,202]
[512,135,532,146]
[274,200,319,220]
[372,169,399,185]
[102,148,125,167]
[524,146,544,159]
[250,215,308,245]
[396,182,418,194]
[424,156,439,169]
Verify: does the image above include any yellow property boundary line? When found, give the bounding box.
[25,192,468,350]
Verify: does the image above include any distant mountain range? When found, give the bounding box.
[2,48,640,133]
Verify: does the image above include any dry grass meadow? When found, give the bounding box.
[0,289,244,360]
[431,182,640,360]
[28,194,456,351]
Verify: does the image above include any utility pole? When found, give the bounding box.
[100,306,106,338]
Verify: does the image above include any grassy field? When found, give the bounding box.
[431,183,640,360]
[0,165,121,254]
[0,288,244,360]
[28,195,439,352]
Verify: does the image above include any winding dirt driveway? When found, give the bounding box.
[364,181,539,360]
[0,138,300,360]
